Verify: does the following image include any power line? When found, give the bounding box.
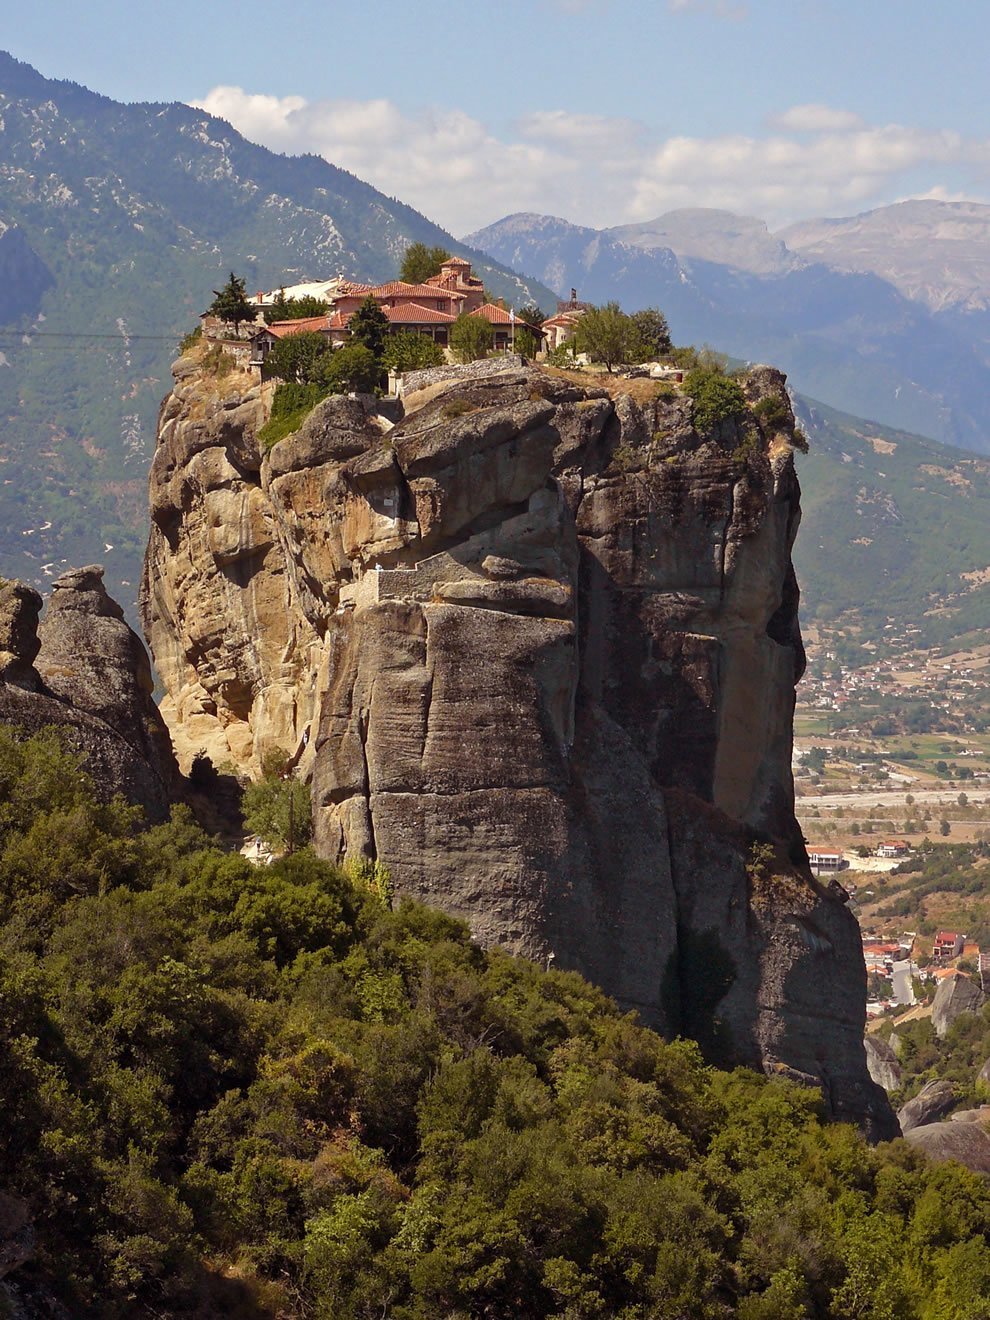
[0,329,187,342]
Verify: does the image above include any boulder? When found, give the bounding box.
[904,1118,990,1175]
[898,1079,958,1133]
[0,580,42,689]
[0,571,178,821]
[865,1035,902,1092]
[932,971,986,1040]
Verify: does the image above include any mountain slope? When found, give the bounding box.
[782,199,990,312]
[793,392,990,654]
[0,52,556,604]
[465,209,990,456]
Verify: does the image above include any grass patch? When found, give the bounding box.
[441,398,477,419]
[179,325,202,354]
[258,381,328,451]
[201,342,236,380]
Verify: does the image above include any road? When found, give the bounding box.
[891,961,916,1007]
[796,787,983,810]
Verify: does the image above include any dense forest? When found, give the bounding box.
[2,725,990,1318]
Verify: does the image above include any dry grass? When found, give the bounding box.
[541,364,675,405]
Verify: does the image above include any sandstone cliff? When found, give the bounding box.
[0,567,178,819]
[142,347,894,1136]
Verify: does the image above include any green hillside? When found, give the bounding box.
[793,393,990,654]
[4,727,990,1318]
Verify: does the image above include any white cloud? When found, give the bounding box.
[769,104,865,133]
[191,85,990,235]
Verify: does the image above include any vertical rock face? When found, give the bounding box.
[0,570,178,819]
[143,354,895,1136]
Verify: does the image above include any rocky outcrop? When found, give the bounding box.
[864,1035,902,1093]
[143,355,894,1136]
[904,1113,990,1175]
[932,971,986,1039]
[898,1079,958,1133]
[0,571,178,820]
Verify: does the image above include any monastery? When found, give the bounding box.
[250,257,528,358]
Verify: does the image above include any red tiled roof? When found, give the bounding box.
[442,256,472,267]
[471,302,514,325]
[936,931,961,942]
[542,311,583,327]
[368,281,463,302]
[261,316,330,338]
[383,303,456,324]
[338,282,373,296]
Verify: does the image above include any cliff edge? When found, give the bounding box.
[142,347,894,1136]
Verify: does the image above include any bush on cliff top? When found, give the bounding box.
[683,364,749,433]
[2,723,990,1318]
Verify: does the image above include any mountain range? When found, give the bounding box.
[465,203,990,456]
[2,48,990,654]
[0,52,554,606]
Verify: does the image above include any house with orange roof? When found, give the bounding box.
[933,930,964,962]
[469,302,520,351]
[425,256,486,312]
[541,292,590,352]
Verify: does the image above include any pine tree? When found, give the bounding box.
[207,272,257,334]
[348,296,390,358]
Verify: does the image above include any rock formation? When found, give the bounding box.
[904,1112,990,1175]
[897,1079,958,1133]
[864,1035,902,1093]
[932,970,986,1039]
[0,569,178,819]
[142,349,895,1136]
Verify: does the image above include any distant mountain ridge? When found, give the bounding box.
[0,51,556,605]
[465,202,990,455]
[782,199,990,312]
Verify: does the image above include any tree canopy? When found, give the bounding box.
[262,291,330,325]
[381,332,445,373]
[206,271,257,333]
[630,306,672,359]
[348,295,389,358]
[450,312,494,363]
[3,721,990,1318]
[399,243,451,284]
[574,301,641,372]
[265,329,333,385]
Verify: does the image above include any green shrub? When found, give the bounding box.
[683,366,749,432]
[200,342,236,380]
[179,325,202,354]
[381,332,445,373]
[262,292,330,325]
[258,381,327,450]
[441,397,477,419]
[752,394,791,431]
[265,330,334,384]
[450,311,494,363]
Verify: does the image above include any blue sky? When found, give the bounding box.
[8,0,990,233]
